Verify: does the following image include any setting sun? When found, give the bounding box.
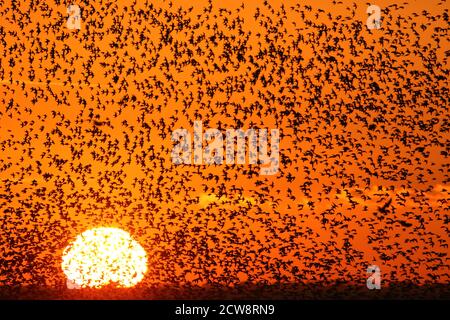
[61,227,148,289]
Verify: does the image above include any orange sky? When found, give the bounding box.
[0,0,449,293]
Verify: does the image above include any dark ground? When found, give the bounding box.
[1,283,449,300]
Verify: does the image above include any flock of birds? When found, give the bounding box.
[0,0,449,299]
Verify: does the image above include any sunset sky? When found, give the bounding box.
[0,0,448,298]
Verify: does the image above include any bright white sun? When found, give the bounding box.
[62,227,147,288]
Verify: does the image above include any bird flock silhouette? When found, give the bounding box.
[0,0,449,299]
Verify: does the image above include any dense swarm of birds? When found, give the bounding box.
[0,0,449,299]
